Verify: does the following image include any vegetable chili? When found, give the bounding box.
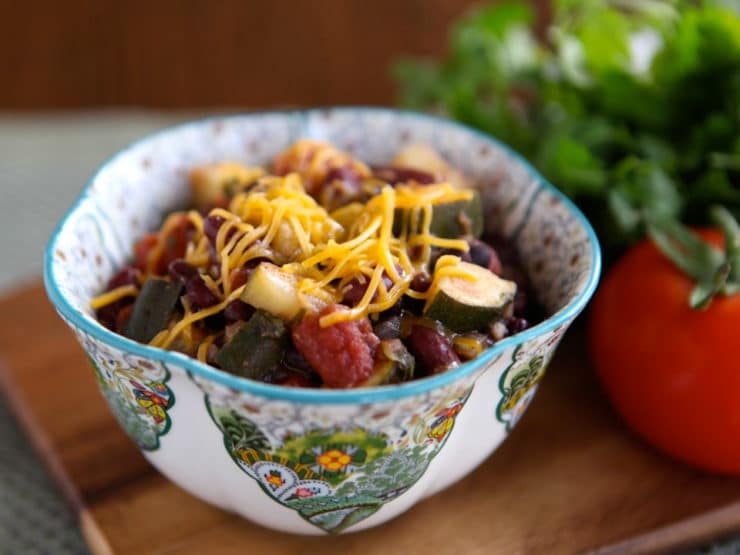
[93,140,542,388]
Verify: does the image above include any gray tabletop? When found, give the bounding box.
[0,112,735,555]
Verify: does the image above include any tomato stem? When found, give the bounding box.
[646,206,740,310]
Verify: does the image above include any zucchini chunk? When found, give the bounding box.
[240,262,326,321]
[124,278,183,343]
[190,162,263,211]
[391,144,470,189]
[429,190,483,238]
[393,190,483,239]
[425,261,516,332]
[216,310,289,380]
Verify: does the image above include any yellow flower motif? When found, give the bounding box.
[316,449,352,472]
[265,472,284,487]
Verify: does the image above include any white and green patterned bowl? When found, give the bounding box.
[44,108,600,535]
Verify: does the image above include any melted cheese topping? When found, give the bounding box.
[92,157,480,346]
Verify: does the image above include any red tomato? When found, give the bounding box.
[589,229,740,474]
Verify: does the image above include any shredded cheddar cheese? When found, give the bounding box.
[92,154,480,346]
[89,284,139,310]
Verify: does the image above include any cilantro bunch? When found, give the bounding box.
[395,0,740,250]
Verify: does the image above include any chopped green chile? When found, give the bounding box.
[360,339,415,386]
[124,279,183,343]
[216,310,290,380]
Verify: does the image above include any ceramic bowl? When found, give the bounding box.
[44,108,600,535]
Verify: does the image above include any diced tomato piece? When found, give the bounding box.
[134,215,195,275]
[291,305,380,388]
[133,233,159,272]
[158,215,194,275]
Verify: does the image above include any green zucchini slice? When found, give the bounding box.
[424,261,516,332]
[359,339,415,386]
[393,190,483,239]
[429,190,483,238]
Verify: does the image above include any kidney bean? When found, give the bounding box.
[168,259,198,286]
[406,324,460,375]
[223,300,254,323]
[468,239,503,275]
[186,274,220,310]
[372,166,436,185]
[325,165,362,185]
[342,273,394,307]
[227,267,249,290]
[203,214,225,245]
[204,214,237,250]
[108,265,140,290]
[97,266,140,330]
[114,304,134,334]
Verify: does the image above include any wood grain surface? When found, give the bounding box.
[2,283,740,554]
[0,0,549,110]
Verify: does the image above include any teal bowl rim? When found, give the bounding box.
[44,107,601,405]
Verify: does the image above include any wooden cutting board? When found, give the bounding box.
[3,283,740,554]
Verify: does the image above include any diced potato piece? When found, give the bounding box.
[273,222,301,260]
[392,144,469,188]
[241,262,326,321]
[190,162,264,210]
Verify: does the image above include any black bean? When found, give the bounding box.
[507,317,530,335]
[410,272,431,292]
[468,239,503,275]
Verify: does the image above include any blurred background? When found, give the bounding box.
[2,1,547,109]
